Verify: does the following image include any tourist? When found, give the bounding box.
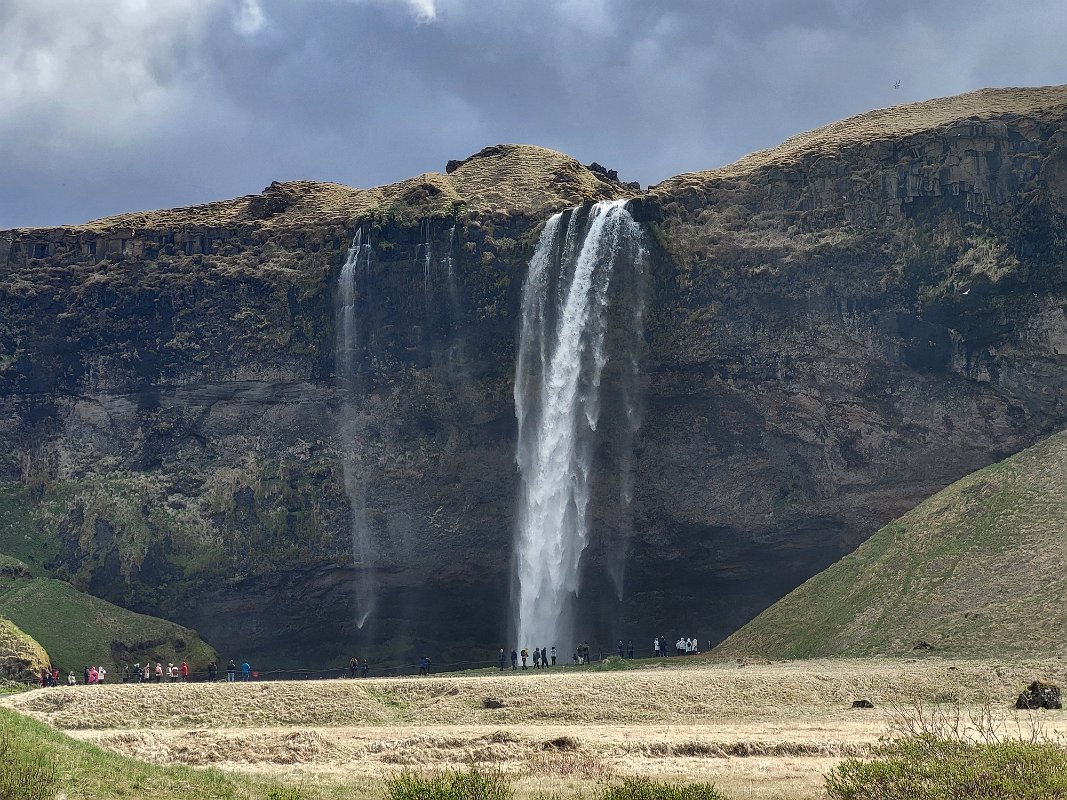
[498,649,506,672]
[83,665,90,684]
[541,647,548,668]
[532,648,541,668]
[241,660,251,681]
[627,640,634,659]
[155,662,163,683]
[181,661,189,681]
[360,659,369,678]
[520,648,528,669]
[227,660,236,682]
[67,671,76,686]
[143,662,151,682]
[693,639,699,654]
[653,637,660,657]
[52,667,59,685]
[88,666,98,684]
[510,649,518,670]
[661,635,669,656]
[208,661,218,682]
[349,657,358,678]
[618,640,625,658]
[550,646,556,666]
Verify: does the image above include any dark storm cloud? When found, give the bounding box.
[1,0,1064,228]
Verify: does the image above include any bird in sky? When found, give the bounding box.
[894,80,901,89]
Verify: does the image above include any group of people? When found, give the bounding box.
[348,657,371,678]
[504,646,557,670]
[128,661,189,682]
[653,636,700,656]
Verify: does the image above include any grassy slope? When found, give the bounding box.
[0,707,330,800]
[713,429,1067,659]
[0,574,216,674]
[0,616,49,679]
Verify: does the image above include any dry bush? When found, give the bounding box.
[525,750,614,781]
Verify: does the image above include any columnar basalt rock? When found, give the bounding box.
[0,90,1064,667]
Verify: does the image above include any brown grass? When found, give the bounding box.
[4,657,1064,799]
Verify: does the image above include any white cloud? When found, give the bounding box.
[234,0,266,35]
[405,0,437,22]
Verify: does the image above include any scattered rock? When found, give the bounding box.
[248,182,296,219]
[483,698,506,709]
[851,699,875,708]
[542,735,580,751]
[912,640,935,651]
[1015,681,1062,710]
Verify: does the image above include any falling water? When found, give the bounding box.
[513,199,646,652]
[336,229,376,628]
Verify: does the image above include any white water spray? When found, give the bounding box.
[513,200,645,652]
[336,230,376,628]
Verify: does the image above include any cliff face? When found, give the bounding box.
[1,90,1064,666]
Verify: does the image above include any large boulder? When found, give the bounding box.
[1015,681,1062,710]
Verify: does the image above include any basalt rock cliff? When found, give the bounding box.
[1,87,1064,667]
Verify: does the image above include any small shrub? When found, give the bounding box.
[0,725,58,800]
[264,786,312,800]
[825,734,1067,800]
[385,765,513,800]
[599,776,728,800]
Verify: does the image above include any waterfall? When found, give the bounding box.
[512,199,646,653]
[336,229,376,629]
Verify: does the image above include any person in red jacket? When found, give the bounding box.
[180,661,189,681]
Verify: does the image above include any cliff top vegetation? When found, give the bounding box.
[652,84,1067,193]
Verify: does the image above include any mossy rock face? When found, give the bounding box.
[0,88,1065,668]
[0,616,49,680]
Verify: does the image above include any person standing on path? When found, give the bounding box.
[510,650,518,670]
[498,649,506,671]
[227,660,236,682]
[241,660,251,681]
[550,646,556,666]
[520,648,528,669]
[627,640,634,659]
[181,661,189,681]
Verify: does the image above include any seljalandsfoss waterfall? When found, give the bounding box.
[336,229,376,629]
[513,199,647,654]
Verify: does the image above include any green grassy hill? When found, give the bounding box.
[0,561,216,675]
[713,429,1067,659]
[0,616,49,681]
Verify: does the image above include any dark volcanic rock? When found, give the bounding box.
[1015,681,1062,710]
[0,89,1065,669]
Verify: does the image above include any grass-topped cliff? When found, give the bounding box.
[0,86,1064,668]
[712,429,1067,659]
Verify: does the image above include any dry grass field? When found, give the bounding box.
[4,656,1065,799]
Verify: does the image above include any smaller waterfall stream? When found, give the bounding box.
[513,200,646,652]
[336,230,376,629]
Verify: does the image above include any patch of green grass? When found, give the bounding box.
[0,484,56,576]
[0,575,216,674]
[0,707,326,800]
[714,429,1067,659]
[825,734,1067,800]
[600,777,728,800]
[385,766,513,800]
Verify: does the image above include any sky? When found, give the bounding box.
[1,0,1064,229]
